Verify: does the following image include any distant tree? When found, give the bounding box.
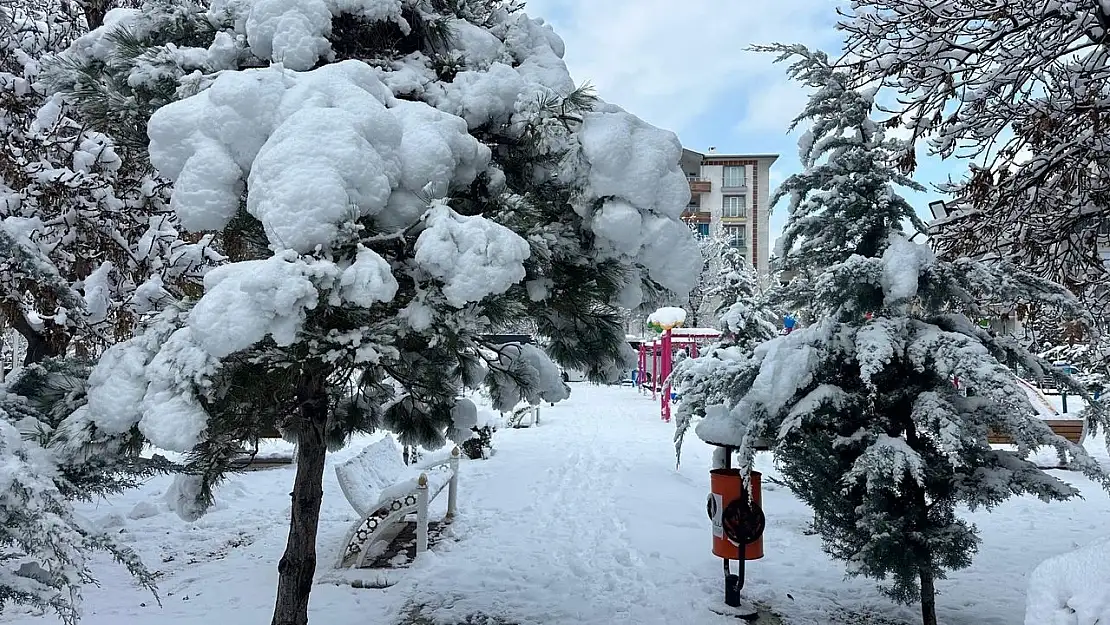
[671,232,777,466]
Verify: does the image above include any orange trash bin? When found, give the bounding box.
[708,469,764,560]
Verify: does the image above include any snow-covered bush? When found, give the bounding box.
[684,45,1109,625]
[1025,537,1110,625]
[47,1,701,622]
[449,401,498,459]
[0,392,156,625]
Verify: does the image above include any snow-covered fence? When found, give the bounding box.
[333,438,459,569]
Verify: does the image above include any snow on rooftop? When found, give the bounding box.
[671,328,721,337]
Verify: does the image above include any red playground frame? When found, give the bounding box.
[637,327,721,422]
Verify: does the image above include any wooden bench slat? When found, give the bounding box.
[987,420,1085,445]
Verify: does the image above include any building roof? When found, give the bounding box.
[683,148,779,164]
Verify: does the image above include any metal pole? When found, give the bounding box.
[416,473,430,554]
[661,330,672,421]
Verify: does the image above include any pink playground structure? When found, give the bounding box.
[637,327,721,422]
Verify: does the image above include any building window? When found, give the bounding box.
[696,223,710,237]
[725,225,747,248]
[722,195,747,218]
[723,166,746,188]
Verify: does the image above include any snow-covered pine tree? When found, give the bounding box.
[708,236,772,336]
[0,390,157,625]
[1,0,217,365]
[680,229,723,328]
[671,231,777,467]
[690,45,1109,625]
[47,2,702,623]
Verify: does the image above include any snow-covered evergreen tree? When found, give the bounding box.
[0,389,156,625]
[671,232,777,467]
[681,227,763,330]
[1,0,217,365]
[689,45,1109,625]
[46,2,701,623]
[1040,328,1110,400]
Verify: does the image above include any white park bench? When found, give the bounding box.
[333,437,459,569]
[505,404,541,428]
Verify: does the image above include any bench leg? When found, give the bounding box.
[416,473,429,554]
[447,447,459,522]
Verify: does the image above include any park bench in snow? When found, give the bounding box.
[505,404,540,428]
[333,437,459,569]
[987,419,1087,446]
[986,378,1088,446]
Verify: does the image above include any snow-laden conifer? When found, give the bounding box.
[685,45,1109,625]
[47,1,702,622]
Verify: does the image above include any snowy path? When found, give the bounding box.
[388,389,725,624]
[3,385,1109,625]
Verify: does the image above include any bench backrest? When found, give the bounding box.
[335,437,409,517]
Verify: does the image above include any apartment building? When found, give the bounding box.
[679,148,779,275]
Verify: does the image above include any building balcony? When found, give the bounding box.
[721,184,747,194]
[720,215,748,223]
[688,177,712,194]
[681,210,712,223]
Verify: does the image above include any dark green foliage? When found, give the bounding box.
[4,358,180,500]
[772,356,979,604]
[460,423,494,459]
[329,6,452,63]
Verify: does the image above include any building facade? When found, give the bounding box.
[679,148,779,275]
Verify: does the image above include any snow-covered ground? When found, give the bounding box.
[4,385,1109,625]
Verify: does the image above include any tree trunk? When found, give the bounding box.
[271,370,329,625]
[904,420,939,625]
[919,566,938,625]
[8,312,65,366]
[78,0,112,30]
[23,333,61,366]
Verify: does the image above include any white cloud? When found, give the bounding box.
[734,78,811,138]
[522,0,840,137]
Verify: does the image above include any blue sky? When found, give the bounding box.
[520,0,955,243]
